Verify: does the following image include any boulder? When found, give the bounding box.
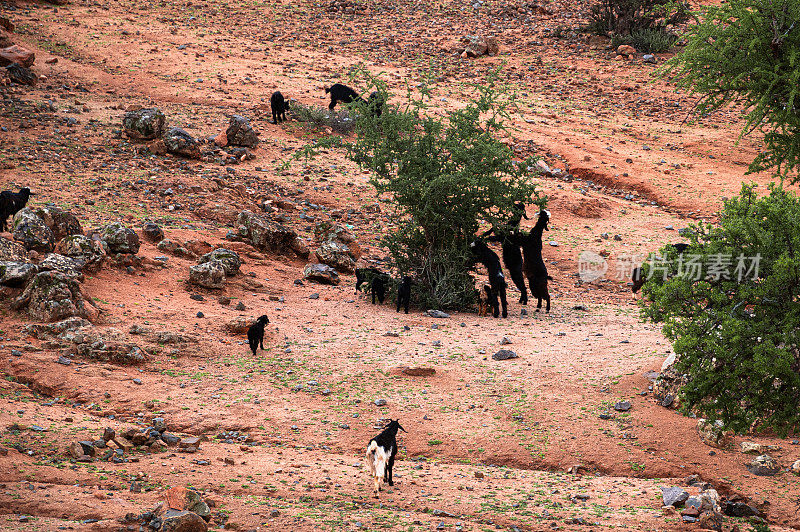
[315,240,356,272]
[0,45,35,68]
[31,204,81,241]
[142,221,164,242]
[160,510,208,532]
[198,248,241,276]
[223,316,254,334]
[661,486,689,507]
[122,108,165,140]
[0,237,28,261]
[157,239,195,259]
[492,349,518,361]
[697,419,732,449]
[225,114,259,148]
[12,208,54,252]
[746,454,780,476]
[791,459,800,475]
[188,261,226,289]
[463,35,488,57]
[303,263,339,285]
[740,441,763,454]
[237,210,300,255]
[0,261,38,287]
[196,203,238,225]
[617,44,637,57]
[39,253,85,278]
[164,128,201,158]
[653,353,687,408]
[55,234,107,271]
[11,271,88,322]
[100,222,140,254]
[164,486,211,521]
[6,63,35,85]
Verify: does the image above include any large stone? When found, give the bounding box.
[237,210,300,255]
[303,263,339,285]
[188,261,226,289]
[196,203,238,225]
[740,442,763,454]
[100,222,140,254]
[142,221,164,242]
[6,63,36,85]
[790,459,800,475]
[198,248,240,276]
[157,239,195,259]
[55,234,107,271]
[39,253,85,277]
[661,486,689,507]
[164,128,201,158]
[492,349,518,361]
[0,45,35,68]
[0,237,28,261]
[223,316,254,334]
[463,35,488,57]
[122,108,165,140]
[0,261,38,287]
[653,353,688,408]
[696,419,732,449]
[225,115,259,148]
[11,271,88,322]
[315,240,356,272]
[31,204,82,240]
[160,510,208,532]
[12,208,54,252]
[746,454,780,476]
[164,486,211,521]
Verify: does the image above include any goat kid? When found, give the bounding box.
[470,239,508,318]
[365,419,406,497]
[396,276,412,314]
[270,91,290,124]
[477,284,498,317]
[247,315,270,356]
[520,210,552,312]
[0,187,32,232]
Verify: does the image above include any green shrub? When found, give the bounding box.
[291,102,356,134]
[294,69,541,309]
[585,0,689,37]
[663,0,800,182]
[641,183,800,435]
[614,28,678,53]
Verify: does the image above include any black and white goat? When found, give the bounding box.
[0,187,32,233]
[520,209,552,312]
[470,239,508,318]
[365,419,406,497]
[247,315,270,356]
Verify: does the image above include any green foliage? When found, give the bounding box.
[641,183,800,435]
[291,102,356,134]
[295,68,541,309]
[612,28,678,53]
[663,0,800,181]
[585,0,689,37]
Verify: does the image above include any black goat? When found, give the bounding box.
[325,83,362,110]
[247,315,270,356]
[355,267,383,294]
[371,275,388,304]
[470,239,508,318]
[0,187,32,233]
[270,91,290,124]
[485,202,529,304]
[365,419,406,497]
[520,210,552,312]
[631,243,691,293]
[396,276,412,314]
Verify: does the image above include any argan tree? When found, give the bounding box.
[297,71,540,309]
[641,183,800,434]
[663,0,800,181]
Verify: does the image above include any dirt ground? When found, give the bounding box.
[0,0,798,530]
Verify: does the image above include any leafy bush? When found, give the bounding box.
[585,0,689,37]
[295,69,541,309]
[663,0,800,182]
[291,102,356,134]
[640,183,800,435]
[612,28,678,53]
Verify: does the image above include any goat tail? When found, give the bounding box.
[365,440,388,496]
[546,275,553,280]
[365,440,378,478]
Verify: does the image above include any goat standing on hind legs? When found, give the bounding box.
[520,209,552,313]
[484,202,529,305]
[365,419,406,498]
[470,239,508,318]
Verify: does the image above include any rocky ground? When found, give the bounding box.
[0,0,799,530]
